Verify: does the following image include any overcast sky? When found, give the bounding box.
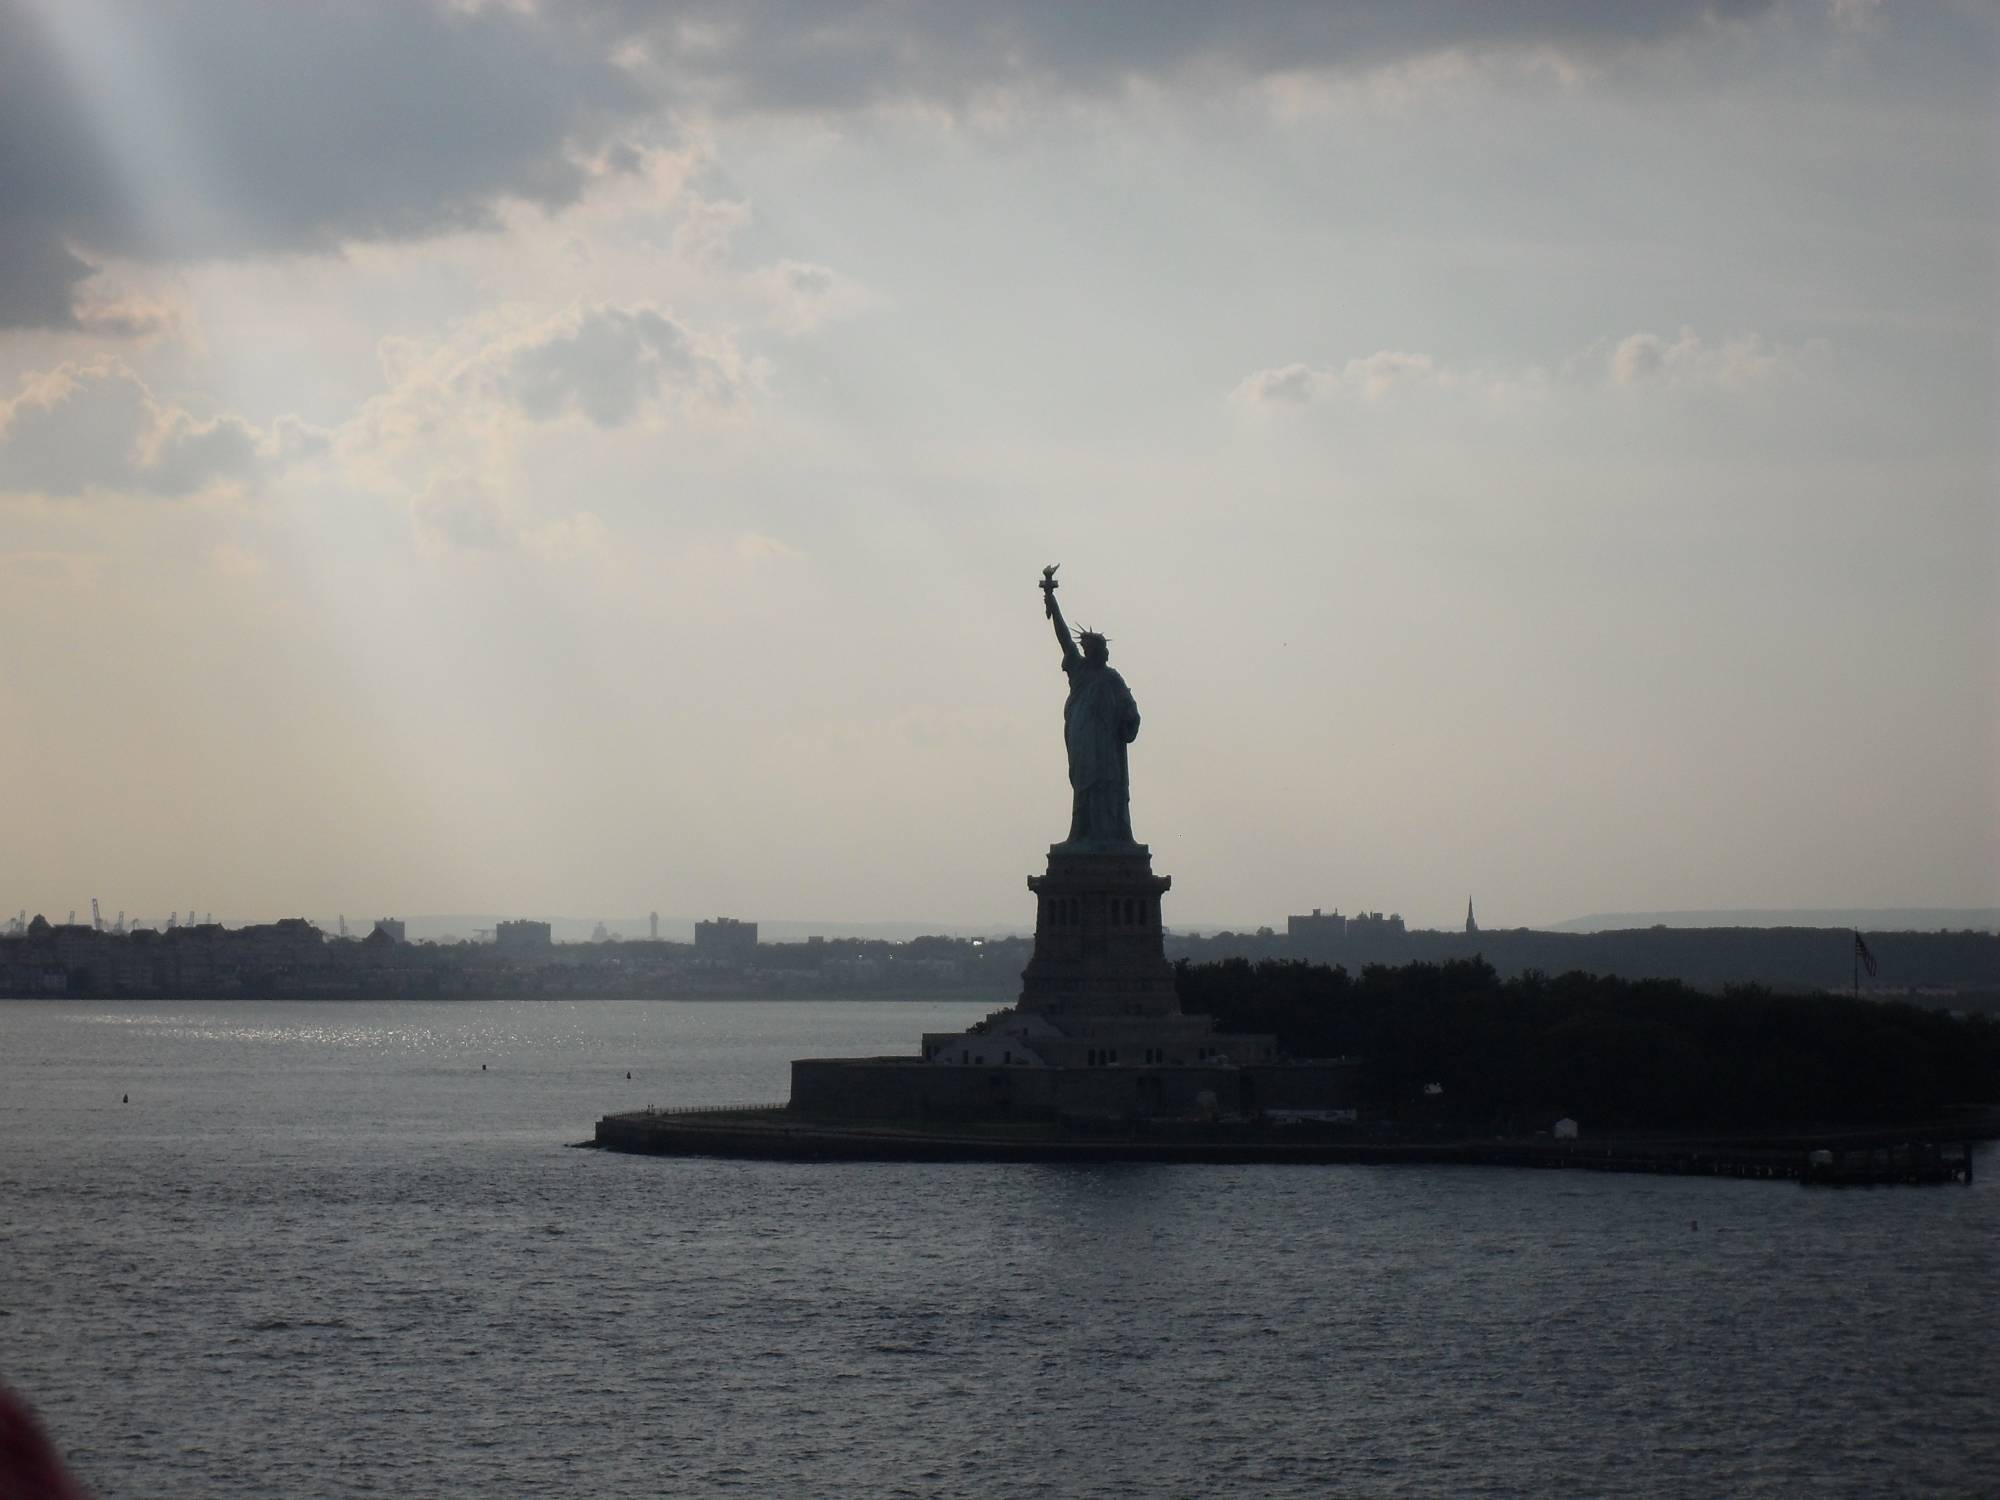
[1,0,1993,932]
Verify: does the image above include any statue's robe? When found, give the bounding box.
[1061,656,1140,847]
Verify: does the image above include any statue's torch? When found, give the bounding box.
[1040,563,1060,616]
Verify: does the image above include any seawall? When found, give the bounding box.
[588,1107,1984,1180]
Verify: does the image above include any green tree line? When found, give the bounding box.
[1176,958,2000,1130]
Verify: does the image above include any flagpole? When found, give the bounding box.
[1853,930,1858,999]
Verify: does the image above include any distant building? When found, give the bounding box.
[1287,908,1347,942]
[495,920,553,954]
[1287,908,1406,943]
[372,918,406,944]
[649,911,659,941]
[1349,910,1405,938]
[694,917,758,962]
[1466,898,1478,935]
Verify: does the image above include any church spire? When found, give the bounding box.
[1465,896,1478,935]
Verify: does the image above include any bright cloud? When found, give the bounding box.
[1232,350,1448,405]
[1605,328,1797,389]
[1236,331,1808,409]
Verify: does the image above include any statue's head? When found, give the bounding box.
[1078,630,1109,665]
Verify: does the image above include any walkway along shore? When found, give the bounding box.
[587,1107,1988,1182]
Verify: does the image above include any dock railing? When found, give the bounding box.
[640,1100,787,1118]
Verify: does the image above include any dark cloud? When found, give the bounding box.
[496,304,734,427]
[0,226,95,331]
[73,295,182,341]
[780,263,836,297]
[0,361,315,496]
[0,364,152,492]
[0,0,1794,329]
[0,0,639,328]
[411,473,508,551]
[143,408,262,497]
[598,0,1782,114]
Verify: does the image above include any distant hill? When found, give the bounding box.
[1548,908,1998,935]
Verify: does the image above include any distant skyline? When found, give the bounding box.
[14,905,1999,949]
[3,1,1994,931]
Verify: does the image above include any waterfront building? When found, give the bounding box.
[495,919,553,953]
[0,915,328,996]
[694,918,758,963]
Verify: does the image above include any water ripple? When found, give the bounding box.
[2,998,1994,1499]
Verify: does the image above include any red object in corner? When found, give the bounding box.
[0,1388,91,1500]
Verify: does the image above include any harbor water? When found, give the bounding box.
[2,999,1994,1498]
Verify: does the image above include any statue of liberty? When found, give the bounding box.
[1040,566,1141,849]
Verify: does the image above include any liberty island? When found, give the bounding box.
[589,569,1992,1174]
[589,571,1365,1158]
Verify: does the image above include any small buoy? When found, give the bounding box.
[626,1071,632,1080]
[481,1064,487,1071]
[122,1094,128,1104]
[1690,1219,1698,1231]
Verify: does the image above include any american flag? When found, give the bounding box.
[1853,932,1878,978]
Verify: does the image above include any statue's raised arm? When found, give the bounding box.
[1041,564,1077,663]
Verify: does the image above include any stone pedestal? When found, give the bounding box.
[897,839,1287,1118]
[1018,844,1178,1019]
